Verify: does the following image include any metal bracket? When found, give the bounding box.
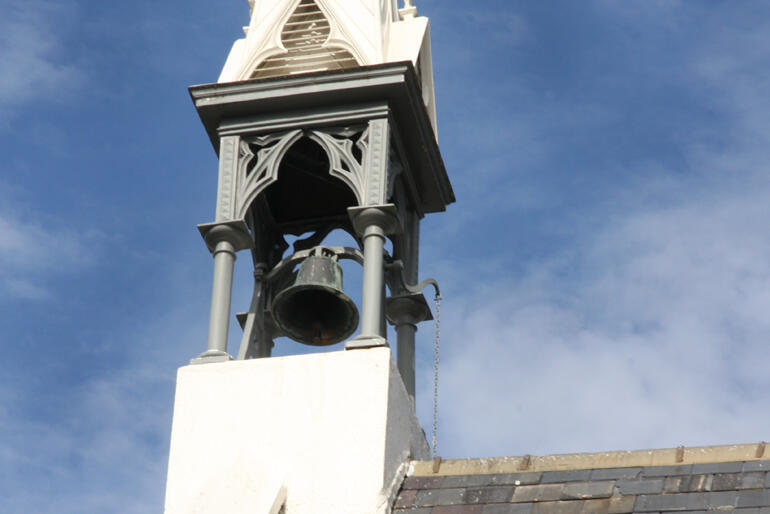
[264,246,364,283]
[386,259,441,297]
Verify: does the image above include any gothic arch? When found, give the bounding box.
[236,129,368,224]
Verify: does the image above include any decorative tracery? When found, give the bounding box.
[251,0,359,79]
[235,128,368,219]
[236,130,303,219]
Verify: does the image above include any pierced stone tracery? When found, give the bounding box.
[251,0,359,79]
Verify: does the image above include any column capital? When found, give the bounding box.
[198,220,253,253]
[347,204,402,237]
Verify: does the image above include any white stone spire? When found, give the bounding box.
[219,0,437,130]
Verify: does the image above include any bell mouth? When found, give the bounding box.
[272,285,359,346]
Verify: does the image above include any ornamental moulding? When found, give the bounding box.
[226,127,371,221]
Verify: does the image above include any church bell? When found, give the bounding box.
[272,254,359,346]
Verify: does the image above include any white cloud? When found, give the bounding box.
[2,277,53,300]
[0,185,92,300]
[0,214,85,270]
[0,0,79,116]
[0,276,209,513]
[415,3,770,459]
[419,171,770,457]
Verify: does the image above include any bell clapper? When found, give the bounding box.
[312,322,324,345]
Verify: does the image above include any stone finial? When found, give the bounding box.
[400,0,418,19]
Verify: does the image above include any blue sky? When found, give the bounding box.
[2,0,770,512]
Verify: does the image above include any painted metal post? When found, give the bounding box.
[347,205,401,349]
[206,239,237,356]
[385,293,431,408]
[397,323,417,405]
[236,264,273,360]
[360,223,386,338]
[397,212,421,406]
[193,222,253,364]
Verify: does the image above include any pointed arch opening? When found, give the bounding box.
[261,137,358,236]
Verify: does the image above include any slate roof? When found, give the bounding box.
[394,452,770,514]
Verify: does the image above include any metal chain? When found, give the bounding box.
[432,292,442,459]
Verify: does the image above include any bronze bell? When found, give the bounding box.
[272,254,359,346]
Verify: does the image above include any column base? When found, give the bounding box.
[345,335,388,350]
[190,350,233,365]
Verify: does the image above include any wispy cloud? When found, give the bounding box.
[0,0,80,117]
[0,369,172,513]
[0,184,92,301]
[425,176,770,457]
[416,2,770,459]
[0,276,209,513]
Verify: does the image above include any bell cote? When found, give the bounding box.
[187,0,453,403]
[219,0,437,132]
[165,3,452,511]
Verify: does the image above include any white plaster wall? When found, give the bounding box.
[388,16,438,135]
[164,347,428,514]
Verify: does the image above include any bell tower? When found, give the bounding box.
[165,1,453,512]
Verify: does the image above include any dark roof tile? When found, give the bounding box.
[432,505,484,514]
[530,500,583,514]
[741,473,767,490]
[404,476,445,490]
[617,478,664,495]
[737,489,770,509]
[442,475,496,489]
[692,461,744,474]
[396,458,770,514]
[665,474,714,493]
[743,461,770,472]
[511,484,563,503]
[395,489,418,509]
[589,467,641,480]
[415,488,466,508]
[560,481,615,500]
[463,486,515,504]
[489,473,543,486]
[635,490,739,511]
[481,503,534,514]
[640,464,694,477]
[541,470,593,484]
